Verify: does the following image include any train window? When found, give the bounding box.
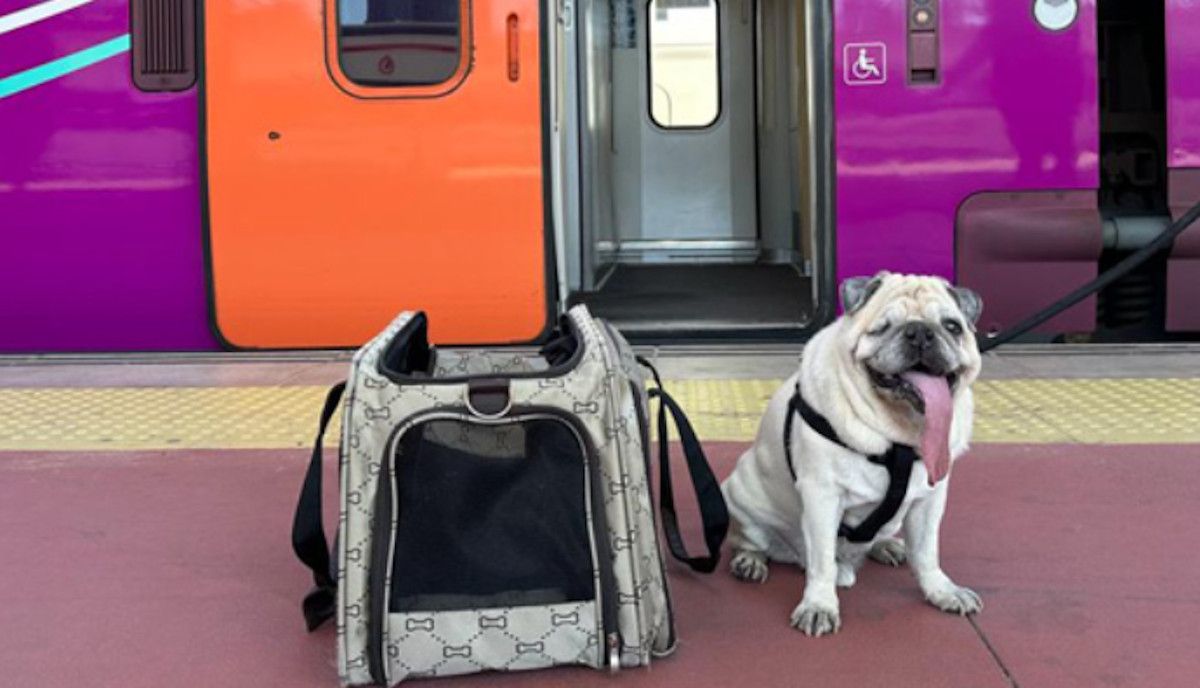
[337,0,462,86]
[648,0,720,128]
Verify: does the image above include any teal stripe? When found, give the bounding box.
[0,33,130,99]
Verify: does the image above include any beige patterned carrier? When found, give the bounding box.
[292,305,728,686]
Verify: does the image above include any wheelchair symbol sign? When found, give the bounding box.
[844,42,886,85]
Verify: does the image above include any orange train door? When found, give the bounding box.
[203,0,550,348]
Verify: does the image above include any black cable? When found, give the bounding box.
[979,198,1200,352]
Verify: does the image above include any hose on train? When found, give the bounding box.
[977,197,1200,353]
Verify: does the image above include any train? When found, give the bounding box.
[2,0,1198,351]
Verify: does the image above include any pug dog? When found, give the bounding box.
[721,272,983,636]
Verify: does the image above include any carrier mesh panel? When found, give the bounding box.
[389,419,594,612]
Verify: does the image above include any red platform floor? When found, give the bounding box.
[2,441,1197,687]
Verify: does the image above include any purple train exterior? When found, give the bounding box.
[1,0,1198,351]
[1,0,214,351]
[837,0,1196,337]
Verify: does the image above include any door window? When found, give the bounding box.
[648,0,720,128]
[337,0,463,86]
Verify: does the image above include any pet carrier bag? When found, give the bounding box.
[292,305,729,685]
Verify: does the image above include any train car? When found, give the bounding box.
[2,0,1198,351]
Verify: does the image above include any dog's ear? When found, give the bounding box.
[948,285,983,325]
[840,272,887,315]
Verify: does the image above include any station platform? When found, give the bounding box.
[2,344,1199,687]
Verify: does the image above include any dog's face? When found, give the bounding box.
[838,272,983,413]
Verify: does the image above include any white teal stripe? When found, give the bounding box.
[0,33,130,99]
[0,0,95,36]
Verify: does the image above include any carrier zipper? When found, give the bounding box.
[594,510,621,673]
[607,631,621,672]
[368,408,621,679]
[570,410,621,672]
[367,438,394,686]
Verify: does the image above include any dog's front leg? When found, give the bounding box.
[904,483,982,616]
[791,483,842,636]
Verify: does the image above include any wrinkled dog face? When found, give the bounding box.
[840,272,983,411]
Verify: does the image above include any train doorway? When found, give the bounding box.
[555,0,829,338]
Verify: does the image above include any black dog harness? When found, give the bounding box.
[783,383,918,543]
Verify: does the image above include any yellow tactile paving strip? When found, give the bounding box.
[0,378,1198,451]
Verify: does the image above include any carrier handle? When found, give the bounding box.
[639,358,730,574]
[291,381,346,631]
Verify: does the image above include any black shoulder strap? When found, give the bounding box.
[291,381,346,631]
[783,385,801,481]
[637,357,729,574]
[793,385,846,451]
[649,388,730,573]
[784,382,846,481]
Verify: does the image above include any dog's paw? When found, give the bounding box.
[790,602,841,637]
[836,561,857,588]
[730,550,769,583]
[868,538,906,567]
[925,584,983,616]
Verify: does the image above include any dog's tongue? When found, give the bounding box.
[901,371,953,485]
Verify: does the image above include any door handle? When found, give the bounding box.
[507,13,520,82]
[907,0,939,84]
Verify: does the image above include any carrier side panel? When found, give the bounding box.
[833,0,1100,285]
[203,0,550,348]
[0,0,214,352]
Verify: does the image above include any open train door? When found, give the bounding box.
[202,0,552,348]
